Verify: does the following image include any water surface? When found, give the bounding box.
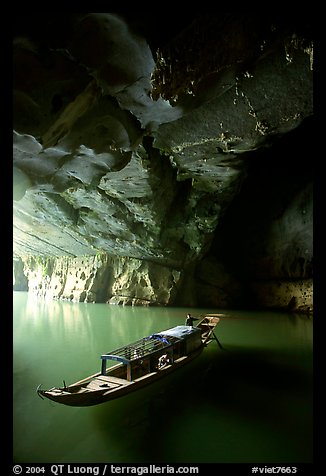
[13,292,313,463]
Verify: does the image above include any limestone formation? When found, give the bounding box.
[13,13,313,312]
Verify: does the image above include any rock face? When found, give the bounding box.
[13,13,313,312]
[16,254,181,306]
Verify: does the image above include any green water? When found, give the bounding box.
[13,292,313,464]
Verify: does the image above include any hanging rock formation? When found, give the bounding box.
[13,12,313,312]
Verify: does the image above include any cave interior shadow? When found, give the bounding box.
[92,346,313,462]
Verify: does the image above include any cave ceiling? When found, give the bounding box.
[13,12,314,268]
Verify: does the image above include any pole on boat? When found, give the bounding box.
[212,332,224,350]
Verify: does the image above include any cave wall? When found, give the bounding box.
[13,13,313,313]
[17,254,183,306]
[193,120,313,313]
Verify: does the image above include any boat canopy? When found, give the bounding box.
[100,325,200,368]
[159,325,201,339]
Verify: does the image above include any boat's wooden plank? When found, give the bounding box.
[96,375,117,382]
[82,382,98,390]
[87,381,115,391]
[104,376,131,385]
[134,371,158,382]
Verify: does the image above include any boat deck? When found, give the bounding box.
[86,375,131,391]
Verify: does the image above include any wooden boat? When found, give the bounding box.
[37,314,222,407]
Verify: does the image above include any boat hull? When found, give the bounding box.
[37,315,222,407]
[38,346,204,406]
